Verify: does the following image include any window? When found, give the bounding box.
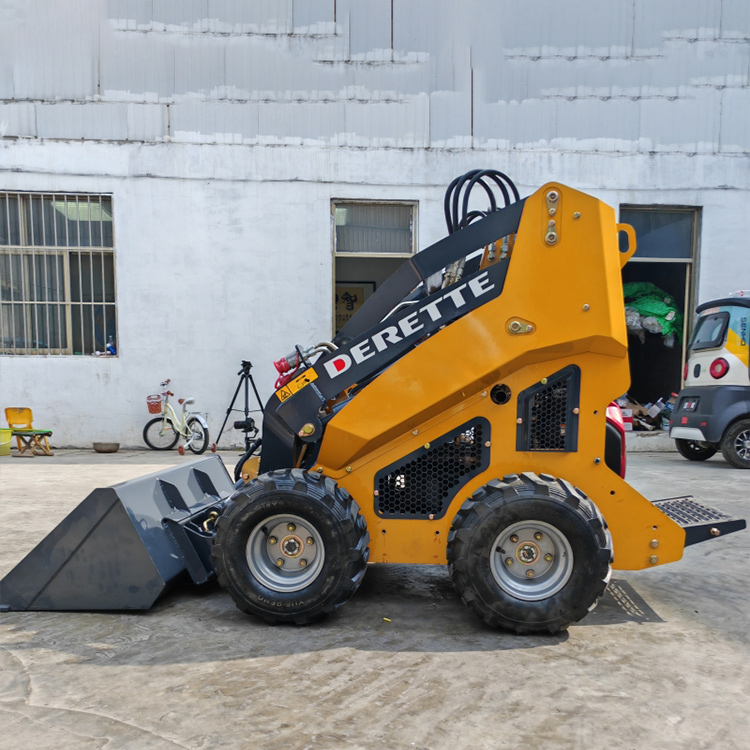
[334,203,415,256]
[0,193,116,355]
[332,200,416,333]
[690,312,729,351]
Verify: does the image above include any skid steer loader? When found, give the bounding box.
[1,171,745,634]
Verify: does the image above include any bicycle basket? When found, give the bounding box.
[146,394,163,414]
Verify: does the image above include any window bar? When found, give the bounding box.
[76,196,84,353]
[62,196,72,353]
[28,196,40,353]
[2,195,9,352]
[100,250,107,352]
[98,195,104,248]
[89,250,95,353]
[12,195,22,353]
[88,198,96,354]
[51,196,60,352]
[41,195,51,352]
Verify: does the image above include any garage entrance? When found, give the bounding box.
[619,206,700,404]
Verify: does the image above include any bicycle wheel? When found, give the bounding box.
[186,417,209,454]
[143,417,180,450]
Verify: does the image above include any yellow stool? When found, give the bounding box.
[5,407,54,457]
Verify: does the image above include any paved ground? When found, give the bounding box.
[0,448,747,750]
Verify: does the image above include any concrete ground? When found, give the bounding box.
[0,448,747,750]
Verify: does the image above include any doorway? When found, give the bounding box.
[619,207,699,404]
[332,200,417,335]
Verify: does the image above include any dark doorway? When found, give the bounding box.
[619,207,699,405]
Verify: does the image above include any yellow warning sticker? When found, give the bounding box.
[276,368,318,402]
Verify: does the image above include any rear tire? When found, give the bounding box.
[212,469,369,624]
[447,472,612,634]
[186,417,209,454]
[720,418,750,469]
[143,417,179,450]
[675,438,718,461]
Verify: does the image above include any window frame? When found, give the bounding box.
[332,199,418,259]
[0,191,117,356]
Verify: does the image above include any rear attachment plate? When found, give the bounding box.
[653,495,746,547]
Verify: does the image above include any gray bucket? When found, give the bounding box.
[0,456,234,611]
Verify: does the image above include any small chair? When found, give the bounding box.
[5,407,54,456]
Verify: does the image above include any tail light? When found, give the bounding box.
[709,358,729,379]
[605,402,627,478]
[683,361,689,381]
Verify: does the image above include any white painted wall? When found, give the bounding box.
[1,0,749,446]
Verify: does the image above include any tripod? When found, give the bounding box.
[216,360,265,481]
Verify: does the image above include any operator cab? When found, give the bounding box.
[670,291,750,468]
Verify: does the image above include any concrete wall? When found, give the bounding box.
[1,0,749,446]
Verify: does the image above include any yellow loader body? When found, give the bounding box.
[315,184,684,570]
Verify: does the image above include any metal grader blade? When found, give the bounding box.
[0,456,234,611]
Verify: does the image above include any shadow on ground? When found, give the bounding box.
[0,565,662,669]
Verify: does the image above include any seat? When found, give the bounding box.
[5,407,54,456]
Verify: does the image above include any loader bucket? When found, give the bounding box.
[0,456,234,611]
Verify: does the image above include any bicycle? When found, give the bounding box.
[143,379,210,455]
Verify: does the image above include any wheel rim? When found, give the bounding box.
[687,441,709,453]
[490,520,574,601]
[734,428,750,461]
[187,421,206,452]
[246,513,326,593]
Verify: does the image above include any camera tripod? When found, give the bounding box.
[215,360,265,481]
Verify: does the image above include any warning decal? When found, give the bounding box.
[276,369,318,402]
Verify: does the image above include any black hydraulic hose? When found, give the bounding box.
[444,174,463,233]
[461,173,503,226]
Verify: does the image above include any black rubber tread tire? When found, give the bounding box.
[720,418,750,469]
[675,438,719,461]
[211,469,370,624]
[447,472,612,634]
[186,417,209,455]
[143,417,179,450]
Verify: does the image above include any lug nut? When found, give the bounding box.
[510,535,519,543]
[299,559,308,568]
[544,553,553,562]
[526,570,535,578]
[275,558,284,567]
[534,532,543,540]
[268,536,277,545]
[306,537,314,545]
[287,523,296,532]
[505,558,514,567]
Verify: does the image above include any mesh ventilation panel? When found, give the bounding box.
[516,366,580,452]
[374,419,490,519]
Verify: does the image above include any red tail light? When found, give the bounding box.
[683,361,689,380]
[709,358,729,379]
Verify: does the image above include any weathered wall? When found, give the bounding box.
[1,0,749,446]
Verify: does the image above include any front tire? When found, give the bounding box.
[447,472,612,634]
[675,438,718,461]
[212,469,369,624]
[186,417,209,454]
[143,417,179,450]
[720,418,750,469]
